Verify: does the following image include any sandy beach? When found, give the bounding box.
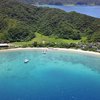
[0,47,100,56]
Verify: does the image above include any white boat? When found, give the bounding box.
[42,51,46,54]
[24,59,29,63]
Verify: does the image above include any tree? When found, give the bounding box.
[91,32,100,42]
[0,18,7,30]
[7,27,35,42]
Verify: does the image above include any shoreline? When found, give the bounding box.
[0,47,100,56]
[36,4,100,6]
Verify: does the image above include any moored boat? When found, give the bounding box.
[24,59,29,63]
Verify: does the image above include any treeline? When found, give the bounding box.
[15,41,99,52]
[17,0,100,5]
[0,0,100,43]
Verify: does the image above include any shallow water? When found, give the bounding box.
[0,50,100,100]
[38,5,100,18]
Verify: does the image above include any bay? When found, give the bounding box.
[0,49,100,100]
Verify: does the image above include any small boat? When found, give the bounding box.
[42,51,46,54]
[24,59,29,63]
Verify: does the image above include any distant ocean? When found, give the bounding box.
[0,49,100,100]
[38,5,100,18]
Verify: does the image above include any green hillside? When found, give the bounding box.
[17,0,100,5]
[0,0,100,44]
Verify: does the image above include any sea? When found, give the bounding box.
[0,49,100,100]
[38,5,100,18]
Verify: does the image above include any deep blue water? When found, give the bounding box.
[0,49,100,100]
[38,5,100,18]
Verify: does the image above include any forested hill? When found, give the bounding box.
[17,0,100,5]
[0,0,100,43]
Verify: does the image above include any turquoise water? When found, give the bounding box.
[0,49,100,100]
[38,5,100,18]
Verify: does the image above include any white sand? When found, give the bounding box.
[0,47,100,56]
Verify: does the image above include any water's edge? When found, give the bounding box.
[0,48,100,56]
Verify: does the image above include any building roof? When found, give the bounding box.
[0,43,9,47]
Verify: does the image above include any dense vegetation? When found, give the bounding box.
[18,0,100,5]
[0,0,100,44]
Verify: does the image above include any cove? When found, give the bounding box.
[0,49,100,100]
